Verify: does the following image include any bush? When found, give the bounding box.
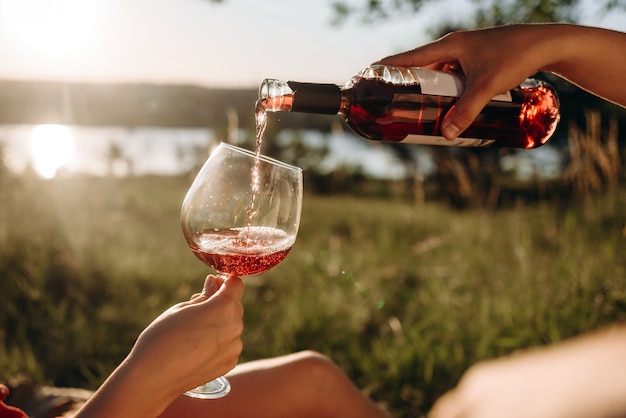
[1,175,625,416]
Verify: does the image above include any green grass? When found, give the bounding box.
[1,174,625,417]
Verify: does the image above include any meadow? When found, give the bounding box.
[1,173,625,417]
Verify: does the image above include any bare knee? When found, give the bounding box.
[291,350,334,366]
[290,351,356,395]
[290,351,341,380]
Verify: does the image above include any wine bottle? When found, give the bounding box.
[258,65,560,148]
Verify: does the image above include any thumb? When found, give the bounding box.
[201,274,223,298]
[442,80,496,140]
[218,275,245,302]
[190,275,222,301]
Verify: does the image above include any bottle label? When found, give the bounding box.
[415,68,512,102]
[401,134,496,147]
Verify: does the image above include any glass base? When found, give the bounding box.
[184,376,231,399]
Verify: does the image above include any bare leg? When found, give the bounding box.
[158,350,389,418]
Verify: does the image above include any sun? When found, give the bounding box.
[30,125,75,179]
[1,0,97,55]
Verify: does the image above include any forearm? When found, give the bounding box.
[539,24,626,107]
[74,354,179,418]
[73,275,244,417]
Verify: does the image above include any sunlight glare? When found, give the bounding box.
[30,125,75,179]
[2,0,97,54]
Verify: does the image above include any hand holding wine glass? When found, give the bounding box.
[180,142,303,399]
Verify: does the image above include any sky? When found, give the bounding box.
[0,0,438,87]
[0,0,624,180]
[1,0,623,89]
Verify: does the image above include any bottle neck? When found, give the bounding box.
[287,82,342,115]
[259,79,342,115]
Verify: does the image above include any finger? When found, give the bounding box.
[375,36,460,68]
[196,275,245,306]
[177,276,224,307]
[204,274,224,296]
[442,80,498,140]
[191,276,221,298]
[204,276,245,335]
[220,275,245,302]
[0,384,8,400]
[183,276,221,303]
[194,275,222,300]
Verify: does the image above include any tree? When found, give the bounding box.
[331,0,626,208]
[106,141,133,177]
[331,0,624,28]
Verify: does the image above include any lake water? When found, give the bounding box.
[0,123,560,180]
[0,124,412,179]
[0,124,216,177]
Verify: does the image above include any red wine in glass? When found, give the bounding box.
[188,226,295,277]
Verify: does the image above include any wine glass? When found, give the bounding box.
[180,142,303,399]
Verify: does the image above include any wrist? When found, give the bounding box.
[76,354,179,418]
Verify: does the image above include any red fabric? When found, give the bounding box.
[0,385,28,418]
